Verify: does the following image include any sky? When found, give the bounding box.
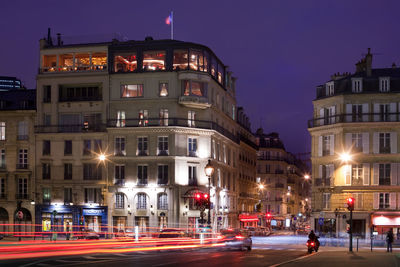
[1,0,400,154]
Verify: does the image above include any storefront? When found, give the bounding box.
[82,207,108,234]
[238,213,258,229]
[371,213,400,240]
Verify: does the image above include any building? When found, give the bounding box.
[0,89,36,235]
[308,48,400,238]
[34,33,257,235]
[0,76,22,91]
[255,128,311,229]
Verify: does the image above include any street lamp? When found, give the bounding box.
[204,160,214,228]
[339,152,352,163]
[304,174,310,180]
[258,184,265,190]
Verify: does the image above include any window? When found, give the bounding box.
[379,104,390,122]
[0,149,5,169]
[0,122,5,140]
[121,84,143,98]
[159,109,168,126]
[115,137,126,156]
[83,140,91,155]
[44,114,51,126]
[188,166,197,186]
[17,178,28,199]
[115,165,125,185]
[139,110,148,126]
[137,137,148,156]
[64,163,72,180]
[114,53,137,72]
[352,164,363,180]
[42,163,51,179]
[173,49,189,70]
[84,188,101,203]
[351,133,363,152]
[188,137,197,156]
[326,82,334,96]
[322,136,331,156]
[158,165,168,185]
[379,77,390,92]
[0,178,5,198]
[115,193,125,209]
[159,83,168,96]
[143,50,166,71]
[64,140,72,155]
[322,193,331,209]
[137,165,148,185]
[116,111,126,127]
[353,193,363,210]
[43,140,51,155]
[379,164,390,185]
[352,104,363,122]
[64,188,72,203]
[379,133,390,153]
[18,149,28,169]
[158,137,168,156]
[43,85,51,102]
[188,111,196,127]
[158,193,168,210]
[94,139,102,153]
[379,193,390,209]
[83,164,102,180]
[183,80,207,97]
[59,85,102,102]
[17,121,28,140]
[82,113,102,131]
[137,193,147,210]
[43,188,51,204]
[352,78,362,93]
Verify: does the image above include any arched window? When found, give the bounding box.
[157,193,168,210]
[115,193,125,209]
[137,193,147,210]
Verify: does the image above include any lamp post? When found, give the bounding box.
[204,160,215,228]
[97,153,108,237]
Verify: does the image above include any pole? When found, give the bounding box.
[171,11,174,40]
[349,209,353,252]
[207,176,211,227]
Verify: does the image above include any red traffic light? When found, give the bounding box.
[266,212,272,218]
[195,193,201,200]
[346,197,355,211]
[203,193,209,199]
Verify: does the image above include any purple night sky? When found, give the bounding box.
[1,0,400,154]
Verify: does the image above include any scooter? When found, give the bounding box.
[306,237,320,254]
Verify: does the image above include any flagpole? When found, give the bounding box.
[171,11,174,40]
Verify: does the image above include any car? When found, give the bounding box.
[217,229,252,251]
[0,234,3,240]
[158,228,185,238]
[84,230,100,240]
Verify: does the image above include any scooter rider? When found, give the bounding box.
[308,230,316,241]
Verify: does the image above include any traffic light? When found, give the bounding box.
[79,216,84,225]
[266,212,272,219]
[194,193,209,207]
[347,197,355,211]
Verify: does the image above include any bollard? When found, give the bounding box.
[356,237,359,251]
[135,226,139,242]
[370,236,373,252]
[200,233,204,244]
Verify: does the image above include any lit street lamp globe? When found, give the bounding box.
[204,160,214,177]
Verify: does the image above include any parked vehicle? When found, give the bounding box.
[218,229,252,251]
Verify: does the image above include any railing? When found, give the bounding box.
[308,112,400,128]
[314,177,331,187]
[16,164,28,169]
[178,95,210,106]
[40,64,107,74]
[16,194,28,199]
[17,135,29,140]
[239,192,258,199]
[157,150,169,156]
[114,179,125,186]
[137,180,148,186]
[59,96,103,102]
[107,117,240,144]
[275,170,284,174]
[157,179,168,186]
[35,124,107,133]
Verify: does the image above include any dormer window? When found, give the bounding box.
[352,78,362,93]
[379,77,390,92]
[326,82,334,96]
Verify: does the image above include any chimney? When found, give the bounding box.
[57,33,62,46]
[366,48,372,76]
[392,62,397,69]
[47,28,53,46]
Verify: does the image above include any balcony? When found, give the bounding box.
[178,95,211,109]
[16,194,28,199]
[40,64,107,74]
[114,179,125,186]
[158,150,169,156]
[35,124,106,133]
[314,178,331,187]
[59,96,103,102]
[157,179,168,186]
[17,135,29,141]
[16,164,28,170]
[275,170,284,174]
[137,180,148,186]
[308,112,400,128]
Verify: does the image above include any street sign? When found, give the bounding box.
[318,217,324,226]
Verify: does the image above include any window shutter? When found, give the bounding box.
[329,134,335,156]
[373,132,379,154]
[345,165,352,185]
[373,103,380,121]
[345,133,352,150]
[362,103,369,122]
[329,164,334,186]
[319,165,323,178]
[390,103,397,121]
[319,109,324,126]
[346,104,352,122]
[331,106,336,124]
[373,193,379,210]
[362,133,369,154]
[390,193,397,210]
[372,163,379,185]
[391,163,398,185]
[318,136,323,157]
[363,163,370,185]
[390,132,397,154]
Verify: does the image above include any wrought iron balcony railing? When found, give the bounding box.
[308,112,400,128]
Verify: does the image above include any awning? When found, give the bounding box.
[238,213,259,222]
[372,213,400,226]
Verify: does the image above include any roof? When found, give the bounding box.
[0,89,36,110]
[254,129,285,150]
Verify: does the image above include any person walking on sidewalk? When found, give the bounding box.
[386,228,394,252]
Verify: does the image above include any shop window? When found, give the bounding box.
[42,213,51,231]
[113,216,127,233]
[159,82,168,96]
[143,50,166,71]
[114,53,137,72]
[121,84,143,98]
[173,49,188,70]
[183,80,207,97]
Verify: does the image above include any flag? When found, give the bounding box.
[165,13,172,25]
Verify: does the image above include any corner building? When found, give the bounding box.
[35,35,257,235]
[308,49,400,239]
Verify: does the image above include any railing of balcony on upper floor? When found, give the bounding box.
[35,124,107,133]
[314,177,331,187]
[107,117,239,144]
[308,112,400,128]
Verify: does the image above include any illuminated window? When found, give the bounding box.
[159,109,168,126]
[322,193,330,209]
[188,137,197,157]
[75,53,91,70]
[218,63,224,84]
[121,84,143,98]
[188,111,196,127]
[116,111,125,127]
[173,49,188,70]
[43,188,51,204]
[159,82,168,96]
[183,80,207,97]
[143,50,165,71]
[59,54,73,71]
[379,193,390,209]
[211,57,217,78]
[91,53,107,69]
[137,137,148,156]
[189,50,203,71]
[114,53,137,72]
[0,149,5,168]
[43,55,57,71]
[0,122,5,140]
[139,110,148,126]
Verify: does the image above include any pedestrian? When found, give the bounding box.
[387,228,394,252]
